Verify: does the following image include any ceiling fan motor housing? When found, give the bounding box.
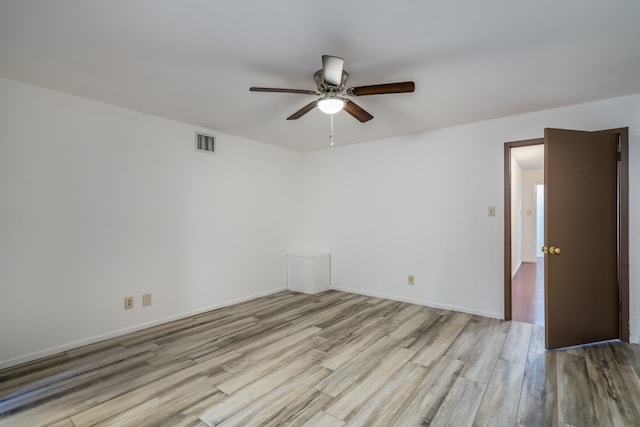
[314,69,349,94]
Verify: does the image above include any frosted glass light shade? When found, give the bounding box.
[318,97,345,114]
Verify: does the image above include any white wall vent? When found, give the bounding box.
[196,132,215,153]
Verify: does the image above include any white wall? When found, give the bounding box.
[2,78,639,369]
[521,169,544,262]
[511,158,523,275]
[0,78,304,368]
[304,94,640,343]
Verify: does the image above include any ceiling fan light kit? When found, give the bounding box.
[317,97,345,114]
[250,55,415,123]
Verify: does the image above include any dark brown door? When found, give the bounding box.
[544,128,619,349]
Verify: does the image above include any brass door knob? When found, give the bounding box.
[549,246,561,255]
[541,246,548,254]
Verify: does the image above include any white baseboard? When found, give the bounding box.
[0,287,287,370]
[330,285,504,320]
[512,260,522,278]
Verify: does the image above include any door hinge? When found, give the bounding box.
[617,139,622,161]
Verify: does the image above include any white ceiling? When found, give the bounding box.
[1,1,639,152]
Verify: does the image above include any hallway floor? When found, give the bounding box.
[512,258,544,325]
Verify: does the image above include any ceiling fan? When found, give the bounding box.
[250,55,415,123]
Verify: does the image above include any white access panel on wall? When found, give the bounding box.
[287,252,331,294]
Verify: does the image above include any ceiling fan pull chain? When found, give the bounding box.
[330,114,335,146]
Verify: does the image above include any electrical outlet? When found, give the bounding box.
[124,296,134,310]
[142,293,152,307]
[488,206,496,217]
[408,275,415,285]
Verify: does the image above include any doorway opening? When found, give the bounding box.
[508,144,544,325]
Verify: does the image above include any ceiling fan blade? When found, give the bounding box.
[343,100,374,122]
[287,100,319,120]
[250,87,318,95]
[347,81,415,96]
[322,55,344,86]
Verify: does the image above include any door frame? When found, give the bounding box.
[504,138,544,321]
[503,128,629,343]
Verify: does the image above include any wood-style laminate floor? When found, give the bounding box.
[512,259,544,325]
[2,290,640,426]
